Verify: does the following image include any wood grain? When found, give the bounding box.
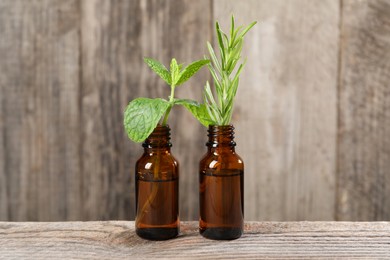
[1,0,390,222]
[80,0,211,220]
[0,0,82,221]
[1,221,390,259]
[337,0,390,220]
[213,0,339,220]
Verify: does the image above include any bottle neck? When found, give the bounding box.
[206,125,236,151]
[143,125,171,151]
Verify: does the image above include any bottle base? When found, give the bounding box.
[136,227,179,240]
[200,227,243,240]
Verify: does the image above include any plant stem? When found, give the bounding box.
[162,85,175,126]
[141,84,174,219]
[140,84,174,222]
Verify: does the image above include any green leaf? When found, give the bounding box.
[170,58,180,85]
[176,59,210,86]
[204,82,219,110]
[124,98,170,142]
[207,42,222,72]
[204,94,220,124]
[216,22,225,63]
[231,25,243,46]
[174,99,213,127]
[230,14,235,40]
[239,21,257,38]
[143,58,171,85]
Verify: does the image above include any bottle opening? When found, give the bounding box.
[207,125,236,147]
[143,125,172,148]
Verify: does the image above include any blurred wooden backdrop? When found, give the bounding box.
[1,0,389,221]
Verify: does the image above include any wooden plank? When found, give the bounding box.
[337,0,390,220]
[213,0,339,220]
[80,0,211,220]
[1,221,390,258]
[3,0,388,223]
[0,0,81,220]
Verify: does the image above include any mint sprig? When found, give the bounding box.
[124,57,209,143]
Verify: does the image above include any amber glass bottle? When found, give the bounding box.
[199,125,244,240]
[135,125,179,240]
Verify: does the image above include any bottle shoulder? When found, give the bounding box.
[137,150,178,163]
[199,150,244,171]
[136,151,178,180]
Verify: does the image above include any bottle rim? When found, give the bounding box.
[142,124,172,148]
[206,124,236,147]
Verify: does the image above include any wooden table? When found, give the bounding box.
[1,221,390,259]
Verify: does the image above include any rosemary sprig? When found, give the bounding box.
[204,15,256,125]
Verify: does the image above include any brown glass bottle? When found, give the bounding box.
[135,125,179,240]
[199,125,244,240]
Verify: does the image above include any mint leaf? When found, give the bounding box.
[124,98,170,142]
[170,58,180,85]
[176,59,210,86]
[144,57,171,85]
[174,99,212,127]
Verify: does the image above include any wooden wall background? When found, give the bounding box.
[0,0,389,221]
